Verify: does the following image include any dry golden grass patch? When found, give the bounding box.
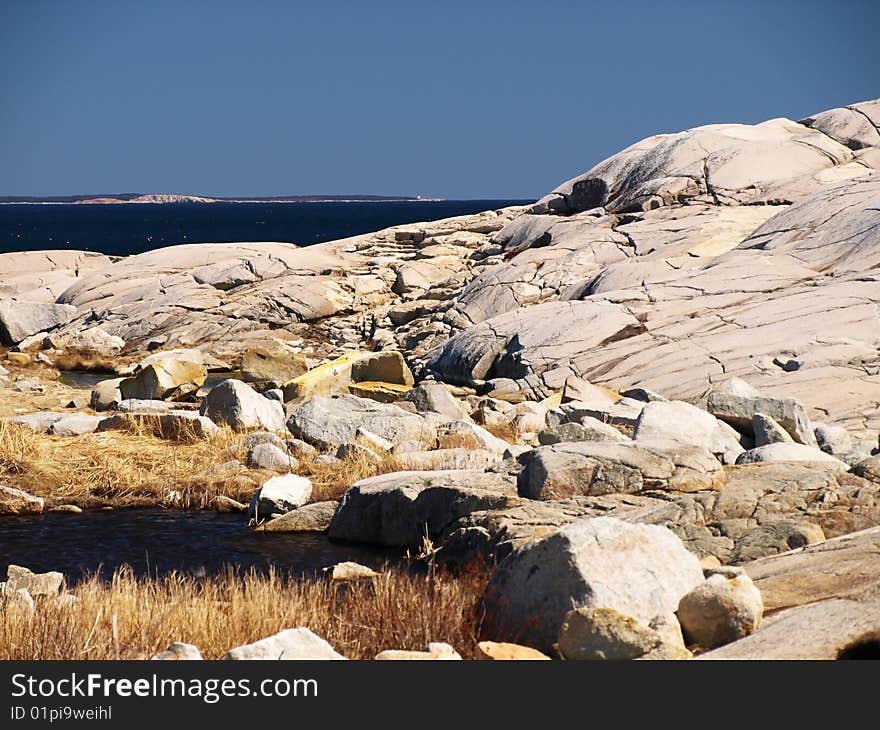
[0,419,251,509]
[0,417,405,510]
[0,564,489,660]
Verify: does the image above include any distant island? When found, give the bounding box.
[0,193,444,204]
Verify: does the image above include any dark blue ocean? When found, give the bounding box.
[0,200,531,257]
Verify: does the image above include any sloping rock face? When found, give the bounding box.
[0,250,113,303]
[417,100,880,436]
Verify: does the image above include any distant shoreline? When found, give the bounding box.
[0,193,445,205]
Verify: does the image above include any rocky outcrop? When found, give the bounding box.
[515,440,723,499]
[328,470,519,546]
[287,395,432,450]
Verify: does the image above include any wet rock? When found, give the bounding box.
[328,470,518,547]
[201,379,286,432]
[213,495,247,513]
[256,501,338,532]
[0,486,44,515]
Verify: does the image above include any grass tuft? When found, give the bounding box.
[0,563,489,660]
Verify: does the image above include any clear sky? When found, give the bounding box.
[1,0,878,199]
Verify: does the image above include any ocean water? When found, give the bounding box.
[0,199,531,257]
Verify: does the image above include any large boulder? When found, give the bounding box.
[0,300,76,345]
[481,517,704,652]
[224,628,345,660]
[119,354,207,402]
[201,379,286,432]
[287,395,431,450]
[328,470,519,547]
[90,377,125,411]
[248,474,313,521]
[255,501,338,533]
[633,400,745,465]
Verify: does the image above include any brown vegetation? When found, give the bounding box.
[0,564,489,660]
[0,418,402,510]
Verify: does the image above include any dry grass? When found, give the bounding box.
[0,564,490,660]
[0,418,404,510]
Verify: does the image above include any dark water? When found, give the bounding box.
[0,510,403,582]
[0,200,531,256]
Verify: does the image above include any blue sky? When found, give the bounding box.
[1,0,878,199]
